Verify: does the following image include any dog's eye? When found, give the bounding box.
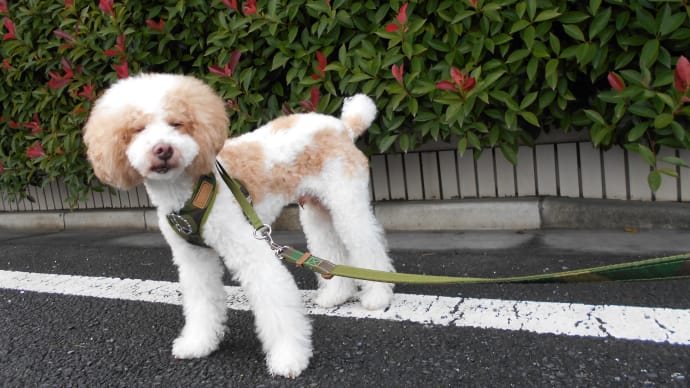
[134,127,145,133]
[170,122,183,128]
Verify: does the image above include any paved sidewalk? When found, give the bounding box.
[2,228,690,256]
[2,197,690,232]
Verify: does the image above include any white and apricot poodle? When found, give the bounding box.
[82,73,395,377]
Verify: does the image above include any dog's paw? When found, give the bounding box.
[358,282,394,310]
[314,278,356,308]
[172,333,221,359]
[267,343,311,379]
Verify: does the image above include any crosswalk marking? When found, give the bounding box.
[1,269,688,345]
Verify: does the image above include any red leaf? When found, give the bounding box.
[396,2,408,25]
[450,67,465,88]
[208,65,226,76]
[116,34,125,51]
[674,55,690,93]
[99,0,114,15]
[316,51,327,73]
[105,34,125,57]
[461,76,476,92]
[226,99,238,111]
[299,100,315,111]
[64,0,73,9]
[24,114,42,134]
[146,18,164,32]
[310,86,320,110]
[53,29,74,42]
[2,58,10,70]
[228,50,242,75]
[78,83,95,100]
[222,0,238,11]
[47,78,70,90]
[436,80,457,92]
[0,160,4,174]
[0,0,7,13]
[243,0,257,15]
[468,0,478,8]
[607,72,625,92]
[26,142,45,158]
[61,58,73,78]
[385,23,400,33]
[114,59,128,79]
[391,63,404,84]
[2,17,15,40]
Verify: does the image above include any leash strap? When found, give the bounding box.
[282,247,690,284]
[216,160,690,284]
[216,160,263,230]
[166,174,217,247]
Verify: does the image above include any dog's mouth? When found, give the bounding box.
[151,162,175,174]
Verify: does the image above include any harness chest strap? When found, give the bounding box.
[166,174,217,247]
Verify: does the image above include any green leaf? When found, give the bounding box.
[658,168,678,178]
[639,39,659,69]
[661,156,689,168]
[499,143,518,165]
[509,19,531,34]
[377,134,398,153]
[534,9,561,22]
[520,111,540,127]
[636,8,657,35]
[659,6,686,36]
[589,7,611,39]
[648,171,661,192]
[588,0,602,15]
[506,48,530,64]
[653,113,674,129]
[583,109,606,126]
[520,91,539,109]
[467,132,481,149]
[636,144,657,166]
[526,0,537,20]
[627,122,649,142]
[545,59,559,90]
[457,137,468,157]
[563,24,585,41]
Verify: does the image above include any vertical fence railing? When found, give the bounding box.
[1,142,689,212]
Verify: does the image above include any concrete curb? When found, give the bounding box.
[2,197,690,231]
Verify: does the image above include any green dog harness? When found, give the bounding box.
[166,174,218,247]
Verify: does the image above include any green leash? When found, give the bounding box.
[215,161,690,285]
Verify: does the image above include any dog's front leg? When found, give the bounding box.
[166,238,228,359]
[219,237,313,378]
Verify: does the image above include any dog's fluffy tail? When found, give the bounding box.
[340,94,377,139]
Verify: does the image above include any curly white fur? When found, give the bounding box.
[82,73,395,378]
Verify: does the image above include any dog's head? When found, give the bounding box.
[82,73,228,189]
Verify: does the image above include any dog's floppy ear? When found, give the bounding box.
[163,76,229,177]
[83,105,145,190]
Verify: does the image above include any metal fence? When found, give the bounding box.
[2,142,689,212]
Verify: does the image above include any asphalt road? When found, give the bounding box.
[1,229,689,387]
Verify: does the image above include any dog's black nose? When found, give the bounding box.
[153,144,173,161]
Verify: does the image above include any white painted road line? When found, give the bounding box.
[1,269,689,345]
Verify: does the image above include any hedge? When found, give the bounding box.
[1,0,690,204]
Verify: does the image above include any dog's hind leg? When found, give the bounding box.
[168,242,228,359]
[318,178,395,310]
[299,198,357,307]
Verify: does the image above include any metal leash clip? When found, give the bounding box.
[253,224,286,258]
